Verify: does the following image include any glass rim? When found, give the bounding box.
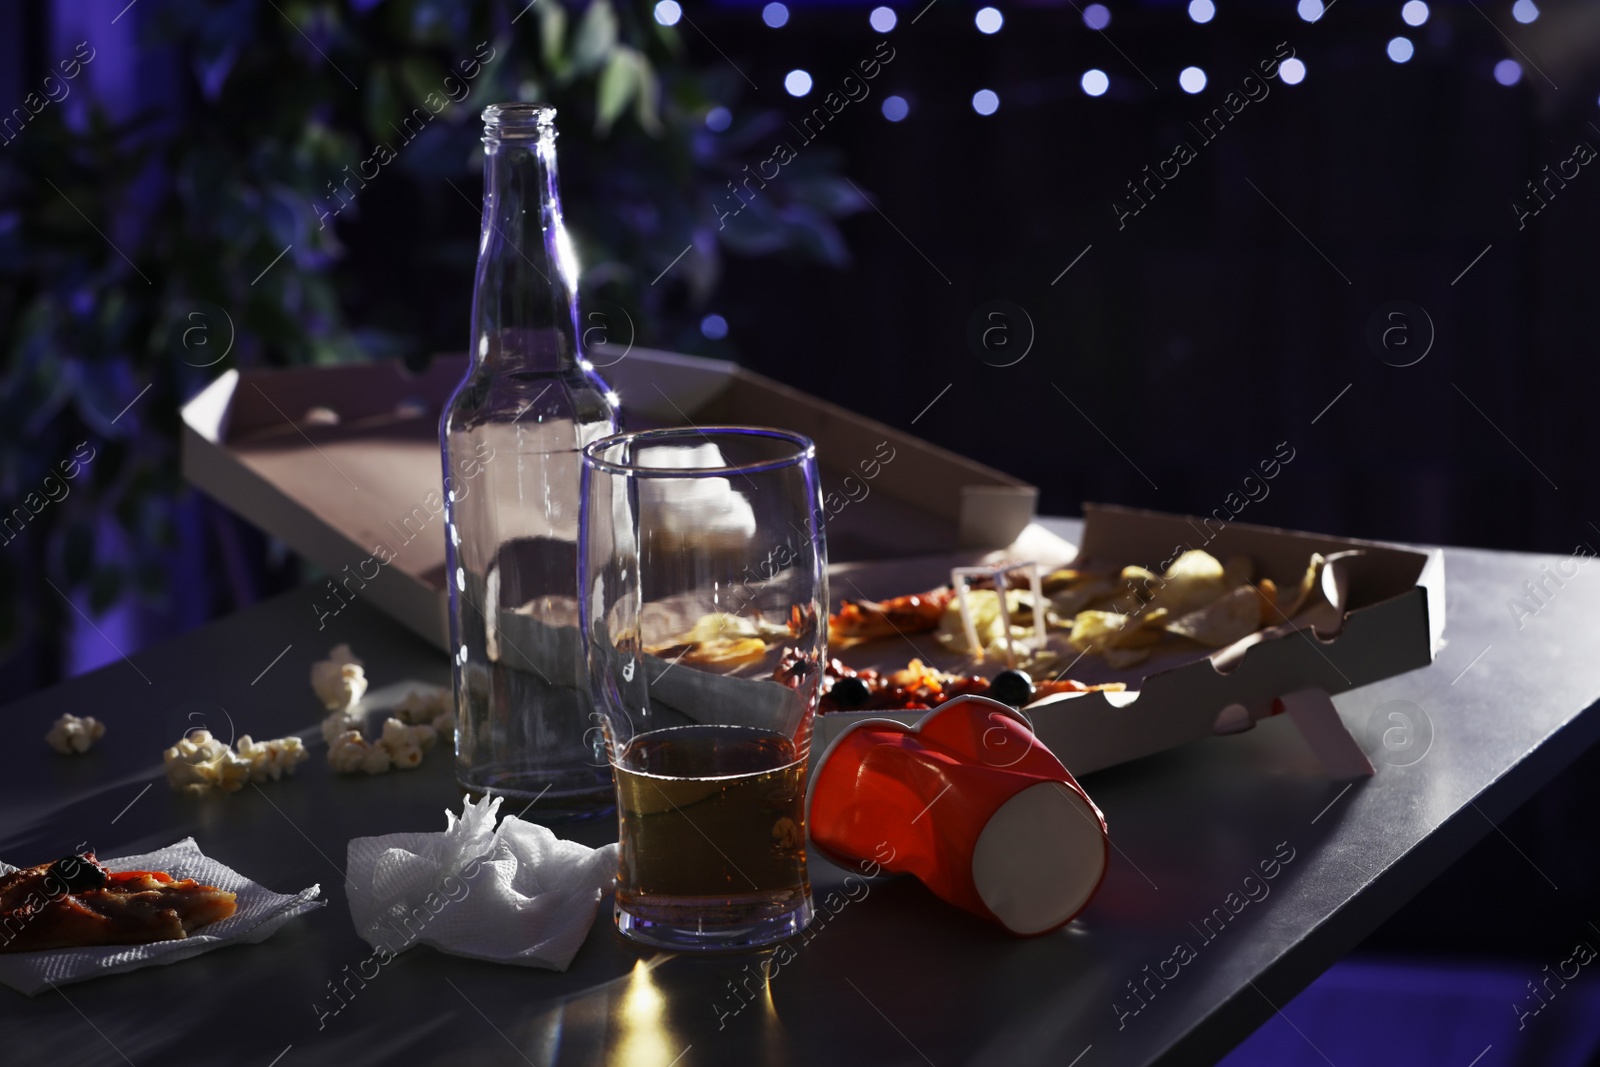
[582,426,816,479]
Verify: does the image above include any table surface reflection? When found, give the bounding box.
[3,518,1596,1067]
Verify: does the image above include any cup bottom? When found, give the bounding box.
[458,763,616,822]
[615,893,812,952]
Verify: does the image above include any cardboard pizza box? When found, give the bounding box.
[812,503,1447,778]
[179,347,1043,650]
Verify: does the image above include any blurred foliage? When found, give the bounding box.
[0,0,861,667]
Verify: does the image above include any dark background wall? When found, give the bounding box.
[696,0,1597,558]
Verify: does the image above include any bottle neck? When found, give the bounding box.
[470,120,582,374]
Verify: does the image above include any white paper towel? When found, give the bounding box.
[0,838,323,996]
[345,795,618,972]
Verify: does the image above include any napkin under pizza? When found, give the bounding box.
[0,838,323,995]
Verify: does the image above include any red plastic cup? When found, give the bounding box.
[806,694,1109,936]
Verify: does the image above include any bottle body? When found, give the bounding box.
[441,104,619,816]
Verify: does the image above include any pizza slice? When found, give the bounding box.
[0,852,237,953]
[828,588,954,647]
[774,650,1128,713]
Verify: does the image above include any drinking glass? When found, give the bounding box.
[579,427,827,951]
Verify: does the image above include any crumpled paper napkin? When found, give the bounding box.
[345,795,619,971]
[0,837,324,996]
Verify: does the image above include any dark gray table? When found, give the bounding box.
[3,518,1596,1067]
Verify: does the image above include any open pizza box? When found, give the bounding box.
[179,346,1046,651]
[813,504,1447,779]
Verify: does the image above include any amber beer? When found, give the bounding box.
[613,724,809,925]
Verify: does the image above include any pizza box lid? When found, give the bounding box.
[179,347,1045,650]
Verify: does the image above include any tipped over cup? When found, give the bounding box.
[806,695,1109,936]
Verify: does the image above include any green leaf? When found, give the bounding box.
[571,0,618,75]
[540,1,569,76]
[596,48,661,137]
[363,65,400,147]
[596,48,638,136]
[634,53,662,136]
[399,58,444,110]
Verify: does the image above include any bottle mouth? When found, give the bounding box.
[482,103,556,141]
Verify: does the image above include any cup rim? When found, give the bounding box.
[582,426,816,478]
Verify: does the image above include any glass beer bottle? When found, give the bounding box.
[440,103,619,816]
